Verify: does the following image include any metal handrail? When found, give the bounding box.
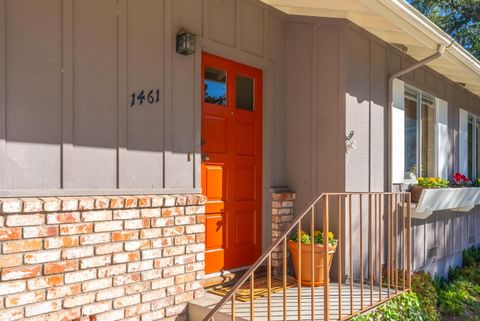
[202,192,412,321]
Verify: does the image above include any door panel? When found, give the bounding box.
[202,53,262,274]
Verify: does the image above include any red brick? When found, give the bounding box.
[44,260,78,275]
[94,220,123,232]
[163,196,176,207]
[151,297,175,311]
[6,214,44,226]
[113,251,140,264]
[0,280,26,295]
[82,277,112,292]
[125,302,150,317]
[59,197,79,211]
[163,246,185,257]
[154,257,174,269]
[95,242,123,255]
[0,307,24,321]
[151,217,174,227]
[96,286,125,300]
[151,277,174,290]
[23,226,58,238]
[96,309,124,321]
[46,212,80,224]
[174,235,196,245]
[24,250,61,264]
[162,226,185,237]
[163,265,185,277]
[125,218,150,229]
[82,301,112,316]
[142,248,163,260]
[113,272,140,286]
[124,240,151,251]
[64,269,96,284]
[25,299,62,317]
[137,195,151,207]
[0,227,21,240]
[123,196,138,208]
[108,196,125,208]
[60,223,93,235]
[63,293,96,308]
[174,254,196,265]
[114,294,140,308]
[186,224,205,234]
[140,228,163,239]
[2,265,41,280]
[140,208,161,218]
[44,236,79,249]
[125,281,150,294]
[98,264,126,278]
[185,206,205,215]
[175,216,196,225]
[5,290,44,307]
[141,268,163,281]
[1,198,23,213]
[142,288,166,302]
[112,230,138,241]
[27,275,63,290]
[127,260,153,273]
[0,254,23,268]
[149,195,164,207]
[40,197,62,212]
[80,232,111,245]
[161,207,184,217]
[78,197,95,210]
[175,272,196,285]
[113,209,140,220]
[81,210,112,222]
[93,196,110,209]
[62,246,94,259]
[80,255,111,269]
[152,237,173,248]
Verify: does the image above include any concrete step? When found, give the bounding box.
[187,293,247,321]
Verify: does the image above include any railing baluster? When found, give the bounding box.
[402,194,406,291]
[407,193,412,290]
[394,193,398,294]
[379,194,382,302]
[359,194,364,310]
[283,238,287,321]
[268,254,272,321]
[338,195,342,319]
[250,271,254,321]
[311,207,315,321]
[298,223,302,321]
[324,196,330,321]
[369,194,373,306]
[349,194,353,315]
[232,294,236,321]
[374,194,378,300]
[387,194,391,298]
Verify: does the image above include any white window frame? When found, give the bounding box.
[464,111,480,179]
[404,85,438,179]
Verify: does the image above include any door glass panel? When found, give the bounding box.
[236,75,254,111]
[404,91,418,179]
[204,66,227,106]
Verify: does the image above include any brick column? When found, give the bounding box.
[271,192,295,276]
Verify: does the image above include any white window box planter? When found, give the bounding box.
[411,187,480,219]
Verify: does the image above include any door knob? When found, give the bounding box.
[202,154,210,162]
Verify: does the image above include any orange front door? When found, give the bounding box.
[201,53,262,274]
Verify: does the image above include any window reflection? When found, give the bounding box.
[236,75,254,111]
[405,91,418,179]
[204,66,227,106]
[421,96,436,177]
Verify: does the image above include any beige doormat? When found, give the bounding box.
[208,276,297,302]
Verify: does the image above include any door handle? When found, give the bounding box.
[202,154,210,162]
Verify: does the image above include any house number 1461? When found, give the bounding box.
[130,89,160,107]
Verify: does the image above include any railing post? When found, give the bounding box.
[324,196,330,321]
[407,193,412,289]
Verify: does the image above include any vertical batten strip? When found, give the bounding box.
[117,0,127,188]
[394,194,398,293]
[402,194,406,290]
[61,0,74,188]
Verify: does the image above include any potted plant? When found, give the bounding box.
[450,172,472,187]
[288,230,337,286]
[411,177,449,202]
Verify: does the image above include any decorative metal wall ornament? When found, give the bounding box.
[345,130,357,154]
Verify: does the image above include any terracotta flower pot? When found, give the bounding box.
[288,240,337,286]
[411,185,431,202]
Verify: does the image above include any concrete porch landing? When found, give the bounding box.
[188,283,393,321]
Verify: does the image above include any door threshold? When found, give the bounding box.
[204,265,267,289]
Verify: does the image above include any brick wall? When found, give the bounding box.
[271,192,295,276]
[0,194,206,321]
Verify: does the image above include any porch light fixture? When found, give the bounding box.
[176,29,196,56]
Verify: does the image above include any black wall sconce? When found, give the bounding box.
[176,29,196,56]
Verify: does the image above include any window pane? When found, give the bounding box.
[236,75,254,111]
[404,93,418,179]
[468,115,474,178]
[421,97,436,177]
[204,67,227,106]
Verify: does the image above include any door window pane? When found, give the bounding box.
[405,92,418,179]
[204,67,227,106]
[236,75,254,111]
[421,96,436,177]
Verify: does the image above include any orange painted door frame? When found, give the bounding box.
[201,53,263,274]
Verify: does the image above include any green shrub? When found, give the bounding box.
[410,272,439,321]
[350,292,424,321]
[463,246,480,267]
[438,279,480,319]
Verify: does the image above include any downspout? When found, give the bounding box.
[387,44,447,191]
